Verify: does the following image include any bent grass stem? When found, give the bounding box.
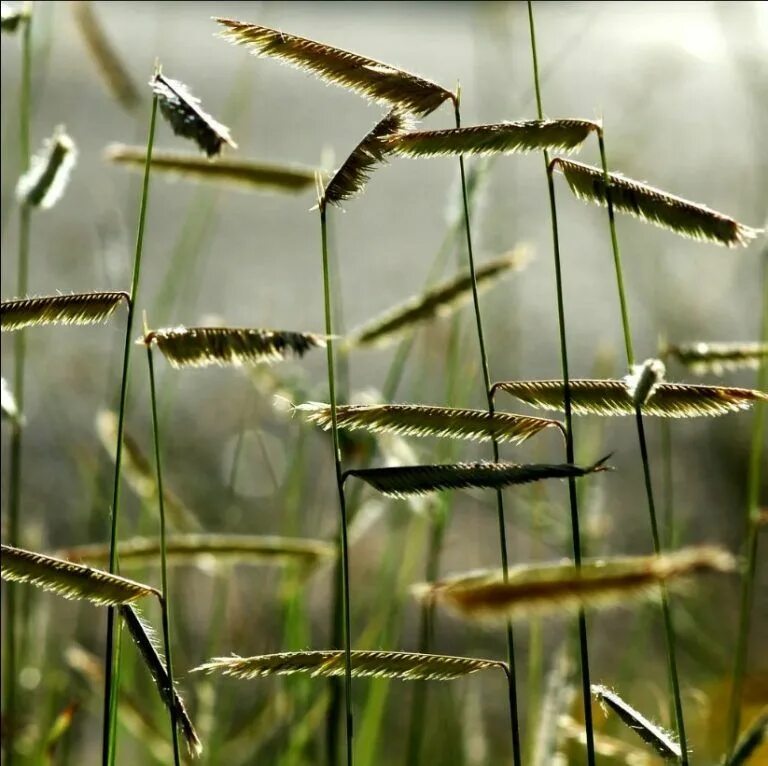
[102,85,159,766]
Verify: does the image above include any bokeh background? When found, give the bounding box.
[1,2,766,764]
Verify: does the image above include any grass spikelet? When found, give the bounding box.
[345,247,530,348]
[0,544,159,606]
[322,109,411,208]
[71,1,140,111]
[387,119,598,158]
[415,546,734,622]
[1,1,27,32]
[552,157,761,247]
[344,456,611,498]
[215,18,454,116]
[1,377,22,423]
[193,650,500,681]
[95,410,201,532]
[150,72,236,157]
[297,402,564,444]
[624,358,666,407]
[727,709,767,766]
[15,125,76,208]
[105,144,316,193]
[120,606,202,757]
[662,341,768,376]
[58,534,335,569]
[494,378,768,418]
[591,685,682,762]
[1,291,129,332]
[141,326,326,368]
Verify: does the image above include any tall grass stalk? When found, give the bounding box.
[318,203,353,766]
[451,92,523,766]
[3,7,32,762]
[526,4,596,763]
[102,83,159,766]
[145,345,181,765]
[595,120,689,765]
[726,248,768,755]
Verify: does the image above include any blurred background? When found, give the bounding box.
[1,2,766,764]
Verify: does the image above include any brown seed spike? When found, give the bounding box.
[150,73,236,157]
[215,18,454,117]
[386,119,598,158]
[142,326,326,369]
[552,157,761,247]
[322,110,411,208]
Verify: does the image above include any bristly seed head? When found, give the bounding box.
[150,72,237,157]
[16,126,77,209]
[624,358,666,407]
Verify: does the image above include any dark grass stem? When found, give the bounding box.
[146,346,181,765]
[102,87,159,766]
[3,10,32,763]
[726,249,768,755]
[596,116,689,766]
[452,95,523,766]
[526,4,596,764]
[319,205,354,766]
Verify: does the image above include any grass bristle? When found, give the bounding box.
[662,341,768,376]
[345,247,530,348]
[71,1,140,111]
[553,157,761,247]
[121,606,202,757]
[297,402,564,444]
[1,291,129,332]
[141,326,326,368]
[15,125,77,208]
[592,684,682,761]
[193,650,501,681]
[322,109,412,207]
[414,546,735,622]
[58,534,335,569]
[494,378,768,418]
[215,18,454,116]
[0,544,159,606]
[344,456,611,498]
[104,144,316,193]
[150,72,236,157]
[387,119,598,158]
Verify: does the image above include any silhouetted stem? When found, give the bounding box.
[597,108,689,766]
[726,249,768,755]
[3,9,32,764]
[527,4,596,764]
[320,205,354,766]
[453,95,523,766]
[102,85,158,766]
[146,347,181,765]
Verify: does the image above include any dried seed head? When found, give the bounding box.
[624,358,666,407]
[16,126,77,209]
[150,73,236,157]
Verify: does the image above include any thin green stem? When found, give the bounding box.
[320,205,353,766]
[596,114,689,766]
[726,249,768,755]
[3,9,33,763]
[527,4,596,764]
[453,96,523,766]
[146,347,181,765]
[102,88,159,766]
